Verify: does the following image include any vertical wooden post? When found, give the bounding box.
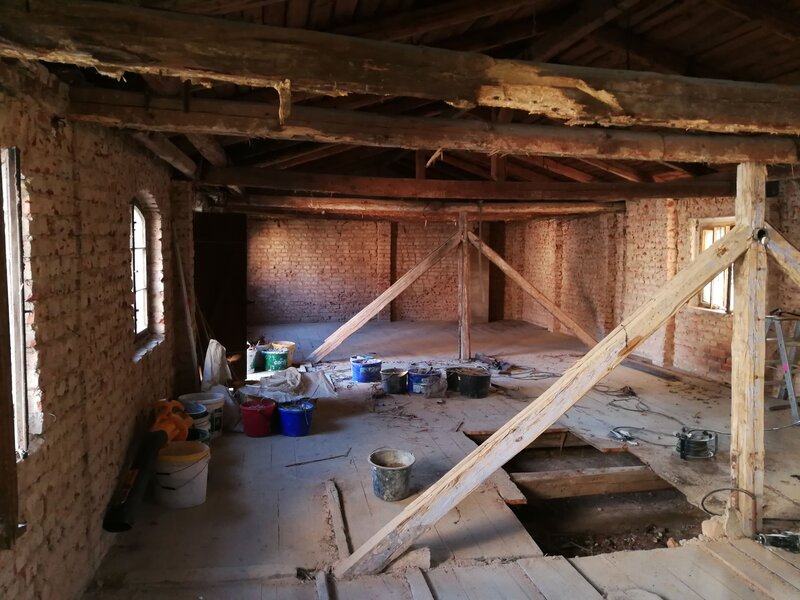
[458,212,471,360]
[729,162,767,536]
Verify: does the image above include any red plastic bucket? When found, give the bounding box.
[240,399,277,437]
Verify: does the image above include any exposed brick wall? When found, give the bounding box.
[246,218,460,325]
[392,221,458,320]
[502,215,619,340]
[0,62,184,600]
[247,218,391,323]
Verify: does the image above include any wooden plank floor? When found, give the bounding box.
[572,541,800,600]
[86,542,800,599]
[88,321,800,597]
[253,320,800,520]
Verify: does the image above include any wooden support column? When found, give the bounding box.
[308,233,461,362]
[728,162,767,536]
[335,225,752,578]
[468,232,597,347]
[458,213,471,360]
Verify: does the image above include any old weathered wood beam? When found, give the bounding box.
[8,2,800,134]
[334,224,753,578]
[468,231,597,347]
[307,233,461,363]
[458,213,471,360]
[203,167,735,200]
[131,131,196,177]
[233,196,623,220]
[186,133,227,166]
[510,466,672,499]
[529,0,643,62]
[728,162,767,537]
[67,89,800,164]
[764,224,800,290]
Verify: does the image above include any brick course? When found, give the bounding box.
[0,63,191,600]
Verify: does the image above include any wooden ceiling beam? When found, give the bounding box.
[66,89,799,164]
[332,0,546,41]
[576,158,650,182]
[590,25,725,78]
[203,166,735,200]
[710,0,800,42]
[141,1,287,14]
[8,2,800,135]
[513,156,596,182]
[131,131,196,177]
[528,0,644,62]
[185,133,228,166]
[230,196,625,220]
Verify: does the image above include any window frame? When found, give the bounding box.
[0,147,22,548]
[695,217,735,313]
[2,148,29,458]
[131,200,151,341]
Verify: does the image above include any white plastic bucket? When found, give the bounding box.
[180,392,225,439]
[154,441,210,509]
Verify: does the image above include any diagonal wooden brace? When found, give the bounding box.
[334,224,753,578]
[467,230,597,347]
[308,232,461,363]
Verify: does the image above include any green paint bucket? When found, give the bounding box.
[265,347,289,371]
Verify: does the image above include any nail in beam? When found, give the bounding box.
[334,224,753,578]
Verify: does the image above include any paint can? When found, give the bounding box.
[368,448,415,501]
[381,368,409,394]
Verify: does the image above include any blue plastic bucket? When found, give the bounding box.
[408,368,436,394]
[351,355,382,383]
[277,401,314,437]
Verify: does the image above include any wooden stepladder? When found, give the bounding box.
[765,311,800,422]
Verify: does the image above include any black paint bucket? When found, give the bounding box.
[381,368,408,394]
[457,367,491,399]
[445,367,461,391]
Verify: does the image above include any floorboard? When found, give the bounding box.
[89,321,800,598]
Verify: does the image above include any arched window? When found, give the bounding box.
[131,202,149,336]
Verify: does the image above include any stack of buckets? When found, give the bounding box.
[248,340,297,374]
[178,392,225,439]
[152,391,226,510]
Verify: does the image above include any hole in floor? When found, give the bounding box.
[466,430,707,558]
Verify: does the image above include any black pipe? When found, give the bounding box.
[103,430,168,532]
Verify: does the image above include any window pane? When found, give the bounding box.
[702,229,714,250]
[135,288,148,334]
[133,248,147,291]
[132,205,147,248]
[131,203,149,335]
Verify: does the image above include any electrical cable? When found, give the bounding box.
[700,487,756,516]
